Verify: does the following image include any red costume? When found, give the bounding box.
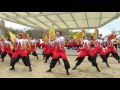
[2,40,12,54]
[10,33,32,71]
[0,41,2,55]
[47,36,70,75]
[105,39,120,63]
[46,41,55,55]
[1,39,13,61]
[105,40,117,54]
[29,39,39,60]
[92,39,105,55]
[12,39,28,58]
[52,36,68,60]
[72,37,100,72]
[91,38,110,67]
[30,39,36,52]
[76,39,94,58]
[42,43,49,54]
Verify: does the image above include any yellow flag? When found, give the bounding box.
[0,34,5,42]
[13,34,16,38]
[49,25,56,40]
[79,32,85,41]
[8,30,16,43]
[43,32,48,44]
[93,28,97,39]
[75,32,80,45]
[73,34,76,40]
[76,32,80,41]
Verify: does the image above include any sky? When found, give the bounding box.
[4,17,120,37]
[4,20,32,32]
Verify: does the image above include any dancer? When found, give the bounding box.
[0,37,3,57]
[1,37,13,62]
[24,33,31,61]
[72,36,100,72]
[44,40,61,64]
[47,31,70,75]
[92,34,110,67]
[9,33,32,72]
[30,36,39,60]
[42,32,49,60]
[105,32,120,63]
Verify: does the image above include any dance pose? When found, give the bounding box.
[47,31,70,75]
[72,36,101,72]
[92,34,110,67]
[30,36,39,60]
[44,40,61,64]
[105,32,120,63]
[0,38,3,57]
[24,33,31,61]
[1,37,13,62]
[9,33,32,72]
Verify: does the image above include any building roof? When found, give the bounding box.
[0,12,119,30]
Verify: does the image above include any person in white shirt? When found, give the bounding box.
[72,36,100,72]
[47,31,70,75]
[105,34,120,63]
[30,36,39,60]
[9,33,32,72]
[92,34,110,67]
[1,37,13,62]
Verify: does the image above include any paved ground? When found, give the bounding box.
[0,48,120,78]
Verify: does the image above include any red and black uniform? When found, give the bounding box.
[0,41,3,56]
[105,39,120,63]
[76,41,81,50]
[30,39,39,60]
[72,40,77,49]
[24,39,31,60]
[42,43,49,60]
[90,40,94,49]
[67,40,74,50]
[10,38,32,72]
[66,40,69,49]
[92,38,110,67]
[40,42,45,49]
[47,36,70,75]
[1,40,13,61]
[36,40,40,49]
[44,40,61,64]
[44,40,55,63]
[72,38,100,72]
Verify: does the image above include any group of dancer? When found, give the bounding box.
[43,29,120,75]
[65,39,79,50]
[0,32,39,72]
[0,27,120,76]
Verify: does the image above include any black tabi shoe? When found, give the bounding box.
[72,66,77,70]
[97,69,101,72]
[9,68,15,70]
[107,65,110,67]
[66,71,70,75]
[44,61,47,63]
[29,67,32,72]
[29,69,32,72]
[46,69,51,72]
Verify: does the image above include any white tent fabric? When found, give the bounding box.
[116,35,120,38]
[0,12,119,30]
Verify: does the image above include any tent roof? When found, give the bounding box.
[0,12,119,30]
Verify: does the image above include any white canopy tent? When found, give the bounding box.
[0,12,120,31]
